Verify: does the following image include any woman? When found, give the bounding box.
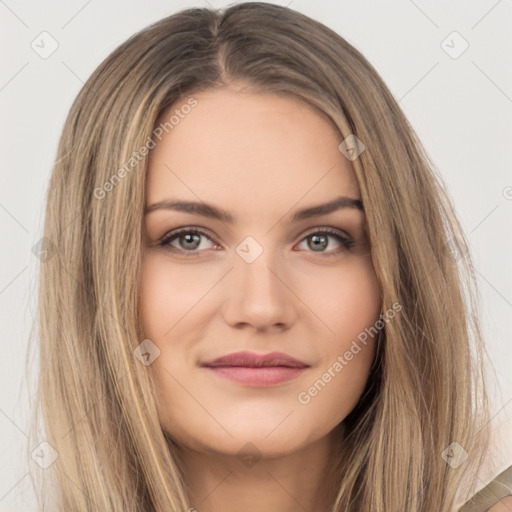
[32,2,511,511]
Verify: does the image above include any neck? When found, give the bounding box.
[174,423,345,512]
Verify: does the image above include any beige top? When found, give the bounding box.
[457,464,512,511]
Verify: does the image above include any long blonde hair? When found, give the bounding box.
[31,2,490,510]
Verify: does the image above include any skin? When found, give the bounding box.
[488,496,512,511]
[139,84,382,512]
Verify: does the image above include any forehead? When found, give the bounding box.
[145,87,361,218]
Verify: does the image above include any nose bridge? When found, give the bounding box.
[236,235,284,299]
[222,235,296,329]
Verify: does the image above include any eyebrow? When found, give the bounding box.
[144,195,364,223]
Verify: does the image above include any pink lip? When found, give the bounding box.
[201,350,309,387]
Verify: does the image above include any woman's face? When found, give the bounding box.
[139,85,381,458]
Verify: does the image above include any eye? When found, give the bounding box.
[296,228,355,256]
[158,226,355,257]
[159,227,218,256]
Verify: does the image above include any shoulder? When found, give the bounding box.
[486,495,512,511]
[457,464,512,512]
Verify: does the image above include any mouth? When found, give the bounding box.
[200,351,310,387]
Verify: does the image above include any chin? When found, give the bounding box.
[170,424,310,461]
[204,435,306,461]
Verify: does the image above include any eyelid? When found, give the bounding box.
[300,225,352,239]
[159,226,219,247]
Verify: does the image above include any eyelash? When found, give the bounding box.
[158,226,355,258]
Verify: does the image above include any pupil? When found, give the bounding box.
[310,234,327,251]
[182,233,200,249]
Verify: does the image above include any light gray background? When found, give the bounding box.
[1,1,511,510]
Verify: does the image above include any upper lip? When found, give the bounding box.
[201,350,309,369]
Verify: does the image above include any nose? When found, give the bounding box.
[221,248,298,332]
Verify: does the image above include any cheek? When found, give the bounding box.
[295,259,381,423]
[296,345,375,438]
[138,253,219,338]
[298,255,381,339]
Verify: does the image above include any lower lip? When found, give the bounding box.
[205,366,308,386]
